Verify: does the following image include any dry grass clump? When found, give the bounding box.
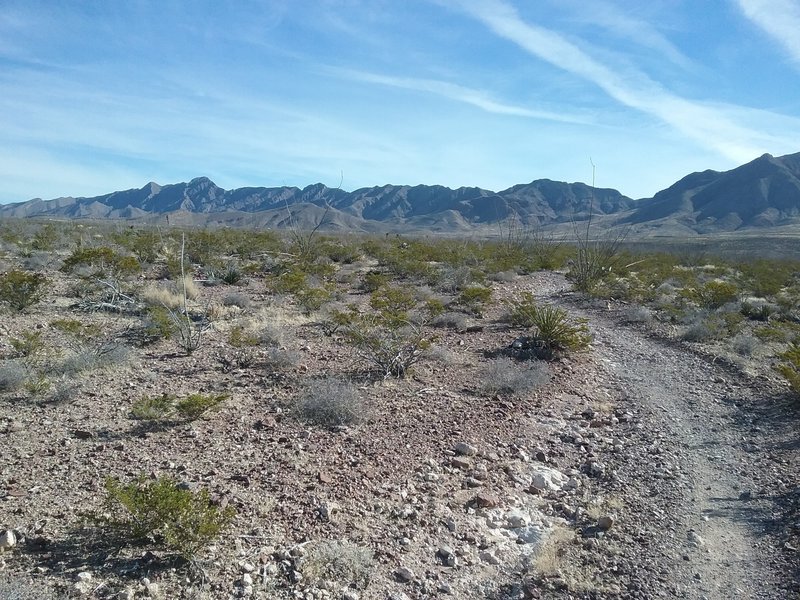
[479,357,550,397]
[294,377,368,428]
[141,283,183,309]
[302,539,373,590]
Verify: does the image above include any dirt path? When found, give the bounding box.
[533,274,797,598]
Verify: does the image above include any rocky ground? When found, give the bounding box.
[0,268,798,599]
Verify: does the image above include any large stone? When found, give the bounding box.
[474,491,500,508]
[0,530,16,551]
[529,466,569,491]
[395,566,415,582]
[597,515,614,531]
[454,442,478,456]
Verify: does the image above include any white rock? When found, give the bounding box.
[242,573,253,586]
[515,526,545,546]
[529,466,568,491]
[342,591,360,600]
[0,530,16,551]
[76,571,92,582]
[241,561,256,573]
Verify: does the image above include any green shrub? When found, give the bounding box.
[369,285,417,325]
[228,325,260,347]
[9,330,45,358]
[61,246,140,278]
[50,318,101,338]
[777,342,800,395]
[131,394,176,420]
[457,285,492,316]
[361,271,389,293]
[294,378,368,428]
[296,286,334,314]
[130,392,227,421]
[681,280,739,309]
[175,393,228,420]
[98,476,235,559]
[507,292,539,328]
[0,270,47,312]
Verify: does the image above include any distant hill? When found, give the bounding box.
[2,151,799,234]
[625,152,800,232]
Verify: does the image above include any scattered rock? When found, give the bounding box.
[474,491,500,508]
[451,457,471,470]
[597,515,614,530]
[395,566,415,582]
[454,442,478,456]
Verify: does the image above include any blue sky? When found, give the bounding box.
[1,0,799,203]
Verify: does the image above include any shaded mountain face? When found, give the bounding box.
[627,152,800,231]
[0,177,633,228]
[2,151,799,233]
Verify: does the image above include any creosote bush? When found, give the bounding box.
[130,392,228,421]
[98,476,235,559]
[0,270,47,312]
[777,342,800,396]
[294,377,368,427]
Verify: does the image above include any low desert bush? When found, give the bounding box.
[131,393,176,420]
[175,393,228,420]
[294,377,368,427]
[0,360,28,392]
[343,317,431,378]
[681,280,739,309]
[479,357,550,396]
[263,346,300,371]
[130,392,227,421]
[222,292,251,309]
[98,475,235,559]
[303,539,373,590]
[9,330,45,358]
[430,311,469,332]
[0,270,47,312]
[55,342,130,375]
[457,285,492,316]
[777,343,800,395]
[732,334,759,357]
[228,325,260,348]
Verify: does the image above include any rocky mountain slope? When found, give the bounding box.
[2,152,799,233]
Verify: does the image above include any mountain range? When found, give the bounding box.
[2,152,799,235]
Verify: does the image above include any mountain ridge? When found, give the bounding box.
[3,151,800,234]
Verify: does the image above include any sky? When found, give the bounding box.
[1,0,800,204]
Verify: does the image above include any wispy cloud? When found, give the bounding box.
[329,67,591,124]
[560,1,692,68]
[446,0,800,162]
[736,0,800,66]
